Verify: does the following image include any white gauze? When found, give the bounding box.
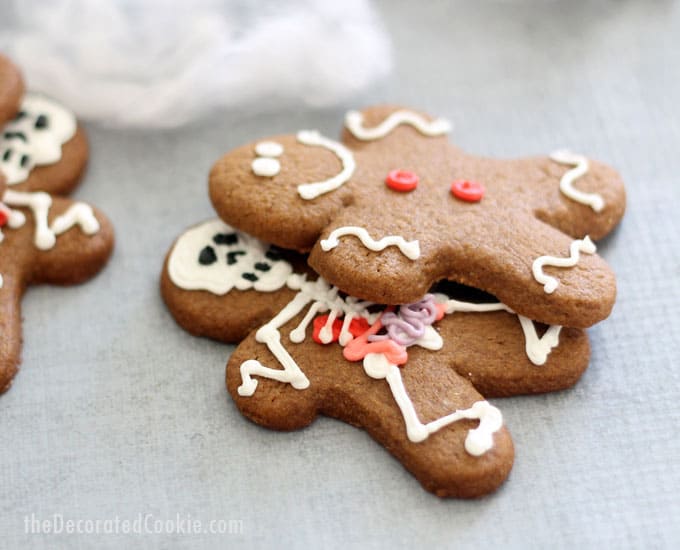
[0,0,392,128]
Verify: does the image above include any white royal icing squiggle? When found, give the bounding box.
[549,150,604,212]
[344,109,452,141]
[0,94,77,185]
[295,130,356,200]
[441,297,562,366]
[168,219,292,295]
[320,226,421,260]
[2,190,100,250]
[532,236,597,294]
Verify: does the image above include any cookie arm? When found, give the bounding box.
[501,153,627,241]
[0,271,23,393]
[28,197,114,285]
[310,211,615,328]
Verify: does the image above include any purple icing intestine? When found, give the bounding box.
[368,294,439,346]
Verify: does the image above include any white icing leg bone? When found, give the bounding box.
[362,353,502,453]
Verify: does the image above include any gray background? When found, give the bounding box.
[1,1,679,548]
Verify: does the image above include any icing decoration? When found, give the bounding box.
[251,157,280,177]
[0,204,8,227]
[532,236,597,294]
[251,140,284,177]
[167,218,293,295]
[2,190,100,250]
[363,352,502,452]
[369,294,444,347]
[237,275,503,451]
[312,314,369,345]
[255,141,284,158]
[320,226,421,261]
[450,180,484,202]
[238,276,374,396]
[344,109,451,141]
[343,315,409,366]
[0,94,77,185]
[550,150,604,212]
[295,130,356,200]
[385,169,419,192]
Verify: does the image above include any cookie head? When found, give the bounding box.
[1,94,88,195]
[167,218,293,295]
[209,105,626,328]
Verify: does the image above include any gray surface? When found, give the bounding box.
[1,1,680,548]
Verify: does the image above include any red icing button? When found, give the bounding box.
[312,314,371,344]
[0,209,8,227]
[450,180,484,202]
[386,169,419,192]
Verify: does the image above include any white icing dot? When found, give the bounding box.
[255,141,284,157]
[252,157,280,177]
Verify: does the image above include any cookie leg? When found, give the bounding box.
[227,330,514,498]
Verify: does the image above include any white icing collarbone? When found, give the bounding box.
[344,109,451,141]
[320,226,420,260]
[2,190,99,250]
[550,150,605,212]
[0,94,77,185]
[295,131,355,200]
[532,236,597,294]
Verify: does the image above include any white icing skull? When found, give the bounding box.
[0,94,77,185]
[168,219,293,294]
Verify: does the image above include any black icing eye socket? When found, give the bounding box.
[34,115,49,130]
[265,247,283,262]
[213,232,238,245]
[2,149,11,162]
[242,273,259,282]
[254,262,271,272]
[198,246,217,265]
[3,131,27,142]
[20,154,30,168]
[14,111,27,121]
[226,250,246,265]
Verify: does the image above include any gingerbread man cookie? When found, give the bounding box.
[163,219,592,497]
[209,105,626,328]
[0,59,114,393]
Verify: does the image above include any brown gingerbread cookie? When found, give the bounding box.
[209,105,626,328]
[0,102,113,393]
[163,219,593,497]
[0,54,24,125]
[1,78,88,196]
